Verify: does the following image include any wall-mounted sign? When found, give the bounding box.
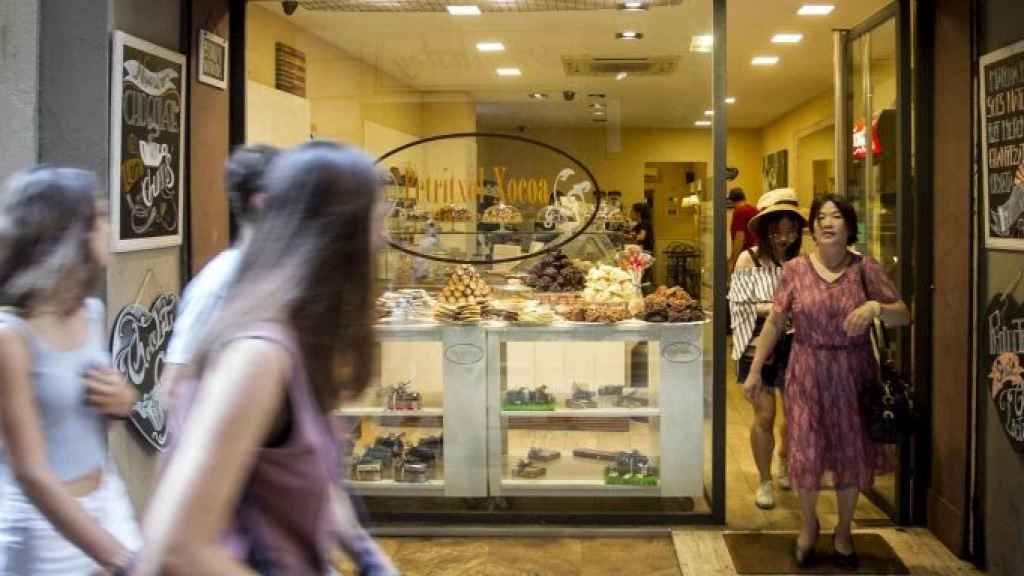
[110,31,186,252]
[980,39,1024,250]
[987,289,1024,453]
[198,30,228,90]
[110,293,178,451]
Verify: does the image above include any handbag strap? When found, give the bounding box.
[857,258,890,360]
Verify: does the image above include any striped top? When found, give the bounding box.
[728,249,784,360]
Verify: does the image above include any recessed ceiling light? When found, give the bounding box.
[476,42,505,52]
[616,31,644,40]
[690,35,714,53]
[589,102,606,109]
[529,92,547,99]
[752,56,780,66]
[704,110,714,116]
[797,4,834,16]
[616,71,629,80]
[771,33,804,44]
[447,5,481,16]
[695,120,712,127]
[725,97,736,104]
[593,110,607,116]
[496,67,522,77]
[618,1,647,11]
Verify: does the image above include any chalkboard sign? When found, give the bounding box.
[110,31,186,252]
[986,289,1024,453]
[981,39,1024,251]
[110,293,178,451]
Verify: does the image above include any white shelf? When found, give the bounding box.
[333,407,445,417]
[501,408,659,418]
[346,479,446,496]
[499,479,660,497]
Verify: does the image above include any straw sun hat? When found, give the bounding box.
[747,188,807,236]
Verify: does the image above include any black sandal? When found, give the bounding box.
[793,516,819,568]
[832,532,860,569]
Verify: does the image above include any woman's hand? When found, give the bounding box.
[743,372,764,403]
[843,300,880,337]
[84,367,139,418]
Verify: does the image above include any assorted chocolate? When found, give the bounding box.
[525,250,586,293]
[642,286,704,323]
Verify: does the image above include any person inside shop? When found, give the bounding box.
[728,188,805,512]
[744,194,909,569]
[156,144,394,575]
[627,202,655,288]
[476,179,500,259]
[0,167,141,575]
[728,187,759,272]
[136,142,397,576]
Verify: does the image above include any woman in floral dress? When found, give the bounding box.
[744,195,909,568]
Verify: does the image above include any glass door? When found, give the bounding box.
[843,3,913,523]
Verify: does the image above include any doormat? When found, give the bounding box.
[723,532,910,575]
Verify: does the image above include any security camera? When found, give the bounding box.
[282,1,299,15]
[563,91,576,102]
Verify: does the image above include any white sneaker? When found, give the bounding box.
[755,480,775,510]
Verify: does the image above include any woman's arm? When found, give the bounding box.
[0,328,132,574]
[749,309,787,376]
[329,485,398,576]
[136,339,290,576]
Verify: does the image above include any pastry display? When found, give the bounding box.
[605,449,659,486]
[353,456,384,481]
[565,301,630,323]
[598,384,624,396]
[643,285,704,323]
[565,383,598,409]
[581,264,634,304]
[528,447,561,462]
[615,389,650,408]
[615,244,655,286]
[410,435,443,462]
[434,204,473,223]
[404,209,431,222]
[382,381,422,411]
[525,250,586,293]
[434,303,483,323]
[512,458,547,479]
[375,289,435,322]
[438,265,492,306]
[516,302,555,325]
[503,386,556,411]
[481,203,523,224]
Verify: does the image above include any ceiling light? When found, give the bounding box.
[476,42,505,52]
[695,120,712,127]
[797,4,834,15]
[725,97,736,104]
[589,102,606,109]
[752,56,780,66]
[704,110,714,116]
[616,71,629,80]
[593,110,607,116]
[690,35,713,53]
[447,5,481,16]
[771,33,804,44]
[496,67,522,77]
[529,92,547,99]
[618,1,647,11]
[616,31,644,40]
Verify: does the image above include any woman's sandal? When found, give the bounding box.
[833,532,860,569]
[793,516,819,568]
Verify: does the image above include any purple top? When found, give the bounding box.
[171,324,338,574]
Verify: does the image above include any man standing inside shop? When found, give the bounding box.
[728,187,759,272]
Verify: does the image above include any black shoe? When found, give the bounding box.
[833,532,860,569]
[793,539,817,568]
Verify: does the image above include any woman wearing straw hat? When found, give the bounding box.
[728,188,805,510]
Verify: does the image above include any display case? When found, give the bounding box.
[338,322,706,503]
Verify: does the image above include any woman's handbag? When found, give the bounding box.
[858,265,917,444]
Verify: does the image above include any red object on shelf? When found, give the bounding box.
[852,118,882,159]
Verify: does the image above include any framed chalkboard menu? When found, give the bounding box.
[981,39,1024,251]
[109,31,186,252]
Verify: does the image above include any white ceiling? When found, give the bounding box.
[257,0,892,128]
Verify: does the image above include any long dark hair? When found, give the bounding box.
[197,141,379,411]
[753,211,803,266]
[0,166,103,316]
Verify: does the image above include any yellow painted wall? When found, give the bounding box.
[760,90,834,207]
[796,123,835,202]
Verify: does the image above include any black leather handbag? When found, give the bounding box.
[858,265,917,444]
